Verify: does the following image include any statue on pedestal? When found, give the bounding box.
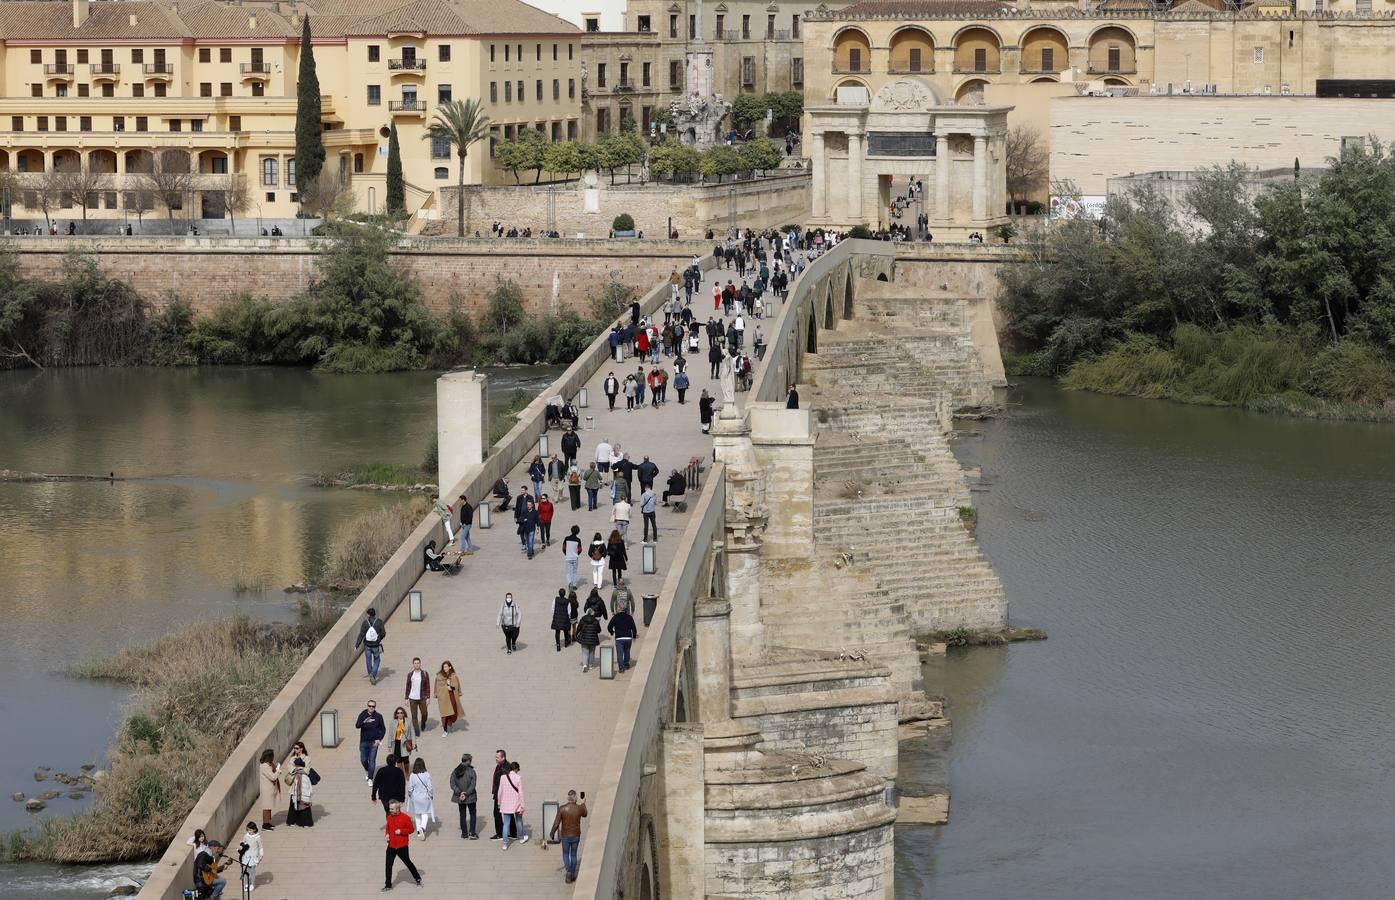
[671,92,730,148]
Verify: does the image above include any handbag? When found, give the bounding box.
[404,739,415,754]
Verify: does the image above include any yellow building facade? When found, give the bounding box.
[0,0,581,229]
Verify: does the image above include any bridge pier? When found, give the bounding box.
[435,370,488,493]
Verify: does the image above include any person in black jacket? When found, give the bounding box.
[560,427,581,468]
[583,587,608,622]
[450,753,478,839]
[354,608,387,685]
[490,750,510,840]
[493,477,511,511]
[575,611,602,673]
[663,470,687,506]
[456,494,479,553]
[636,456,660,492]
[372,753,407,817]
[551,588,578,651]
[517,497,539,560]
[708,343,723,378]
[608,608,638,672]
[355,701,386,781]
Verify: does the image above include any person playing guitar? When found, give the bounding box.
[193,838,233,899]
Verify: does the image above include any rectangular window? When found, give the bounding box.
[102,83,114,97]
[113,116,124,131]
[77,49,88,64]
[552,121,561,141]
[354,153,365,173]
[30,49,41,64]
[131,49,143,63]
[569,44,573,61]
[643,63,651,87]
[431,137,450,159]
[791,57,803,87]
[104,192,117,209]
[200,47,211,63]
[439,44,451,62]
[263,158,278,186]
[569,78,575,99]
[910,48,922,72]
[767,14,775,39]
[136,116,148,131]
[536,43,541,61]
[208,155,227,174]
[670,14,678,38]
[553,79,560,100]
[716,14,724,38]
[287,159,296,186]
[229,115,241,130]
[597,63,606,87]
[438,84,452,104]
[518,80,524,102]
[536,79,542,101]
[154,82,166,97]
[78,84,89,97]
[637,15,651,32]
[505,44,510,62]
[80,116,92,131]
[792,15,800,38]
[221,82,232,96]
[10,116,21,132]
[554,43,558,61]
[266,192,275,202]
[490,81,498,102]
[1040,48,1052,72]
[1253,46,1265,64]
[1107,46,1120,72]
[505,81,512,101]
[689,15,695,39]
[369,44,380,62]
[490,44,495,63]
[31,84,42,98]
[849,48,862,72]
[742,15,750,39]
[220,47,232,63]
[568,120,577,140]
[670,60,681,89]
[191,119,203,132]
[55,116,66,132]
[169,118,181,132]
[55,85,68,97]
[596,108,609,133]
[251,82,264,97]
[742,56,754,86]
[974,47,986,72]
[201,82,212,96]
[132,83,144,97]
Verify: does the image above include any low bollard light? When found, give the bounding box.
[764,300,775,318]
[478,502,492,529]
[408,589,424,622]
[542,801,560,844]
[578,387,589,408]
[319,709,339,748]
[598,645,615,680]
[538,433,550,458]
[585,415,595,431]
[642,542,657,574]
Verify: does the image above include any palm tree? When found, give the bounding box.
[424,98,491,237]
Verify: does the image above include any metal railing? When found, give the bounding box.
[240,62,270,75]
[89,63,120,76]
[44,63,74,76]
[388,58,427,71]
[1087,63,1137,74]
[144,63,174,75]
[832,64,871,74]
[389,99,426,112]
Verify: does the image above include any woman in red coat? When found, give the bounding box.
[537,495,555,547]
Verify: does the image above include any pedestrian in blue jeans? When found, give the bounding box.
[608,607,637,673]
[518,497,538,560]
[354,700,386,781]
[548,791,588,884]
[456,494,480,552]
[354,608,386,685]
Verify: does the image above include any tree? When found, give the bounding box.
[0,242,41,368]
[542,141,585,180]
[730,94,770,131]
[423,98,491,237]
[29,168,65,232]
[53,159,109,223]
[294,16,325,197]
[386,122,404,217]
[699,145,742,182]
[219,172,252,235]
[484,277,526,336]
[139,150,195,232]
[302,170,355,220]
[496,128,546,184]
[769,91,803,135]
[1004,125,1049,214]
[738,137,782,175]
[596,131,645,184]
[648,140,700,181]
[0,169,18,231]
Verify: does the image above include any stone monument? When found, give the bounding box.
[671,91,730,148]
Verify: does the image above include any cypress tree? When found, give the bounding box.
[294,16,325,194]
[387,122,405,216]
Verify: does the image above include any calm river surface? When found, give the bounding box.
[899,379,1395,899]
[0,365,559,898]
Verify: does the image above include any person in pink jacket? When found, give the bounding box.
[498,761,528,850]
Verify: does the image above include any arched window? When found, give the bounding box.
[434,166,449,179]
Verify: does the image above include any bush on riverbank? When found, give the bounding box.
[325,497,428,589]
[1000,148,1395,418]
[3,613,335,864]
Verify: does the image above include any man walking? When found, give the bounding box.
[640,486,659,542]
[490,749,510,840]
[450,753,478,840]
[549,790,589,884]
[608,606,638,673]
[637,456,659,493]
[551,588,578,651]
[562,525,583,588]
[384,799,424,890]
[456,494,480,553]
[537,494,554,547]
[561,427,580,469]
[355,700,386,781]
[583,463,602,512]
[405,657,430,734]
[611,495,632,544]
[355,608,387,686]
[373,753,407,817]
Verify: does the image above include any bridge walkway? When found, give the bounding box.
[251,270,745,898]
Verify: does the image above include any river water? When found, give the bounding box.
[0,365,559,898]
[899,378,1395,899]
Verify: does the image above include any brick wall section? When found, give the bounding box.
[8,236,719,318]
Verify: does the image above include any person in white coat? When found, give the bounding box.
[407,757,437,839]
[239,822,264,892]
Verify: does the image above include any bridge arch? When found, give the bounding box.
[823,282,836,330]
[843,269,855,320]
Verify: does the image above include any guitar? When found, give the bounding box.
[200,855,233,886]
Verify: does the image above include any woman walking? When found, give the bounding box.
[587,532,608,590]
[584,586,609,622]
[606,530,628,587]
[257,749,280,831]
[284,758,314,827]
[498,593,522,653]
[567,464,583,511]
[407,758,437,839]
[389,706,417,761]
[435,661,462,735]
[498,761,528,850]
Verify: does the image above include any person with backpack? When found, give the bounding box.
[587,532,608,590]
[497,593,522,653]
[562,525,583,588]
[355,608,386,686]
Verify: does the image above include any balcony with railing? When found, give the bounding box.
[388,58,427,73]
[952,65,1001,74]
[240,62,271,79]
[389,99,426,115]
[614,80,636,93]
[832,64,871,74]
[1087,64,1136,75]
[44,63,75,80]
[143,62,174,80]
[89,63,121,80]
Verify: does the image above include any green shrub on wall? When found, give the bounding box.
[612,213,635,232]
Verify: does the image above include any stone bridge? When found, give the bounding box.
[139,238,1008,900]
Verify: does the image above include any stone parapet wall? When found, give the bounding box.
[704,822,894,899]
[439,171,810,239]
[6,236,718,318]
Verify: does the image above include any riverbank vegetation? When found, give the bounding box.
[325,497,427,589]
[3,612,335,864]
[0,224,635,373]
[1001,145,1395,419]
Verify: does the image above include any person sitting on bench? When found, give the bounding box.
[493,478,512,511]
[662,469,687,506]
[545,397,565,430]
[560,402,580,430]
[424,540,460,575]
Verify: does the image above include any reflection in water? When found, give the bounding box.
[0,365,559,894]
[899,379,1395,900]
